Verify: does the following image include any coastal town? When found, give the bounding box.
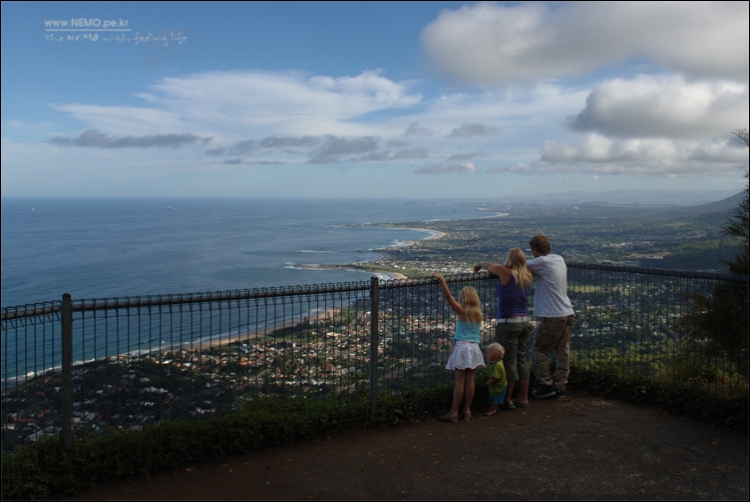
[1,295,499,451]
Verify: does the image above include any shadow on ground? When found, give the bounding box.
[67,390,748,501]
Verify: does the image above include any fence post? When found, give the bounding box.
[61,293,73,448]
[369,276,379,421]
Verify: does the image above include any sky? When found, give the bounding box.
[1,1,748,199]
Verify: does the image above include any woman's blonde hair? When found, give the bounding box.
[505,248,533,291]
[459,286,483,323]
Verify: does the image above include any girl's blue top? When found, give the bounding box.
[454,319,481,343]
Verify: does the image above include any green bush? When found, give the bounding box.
[569,365,748,434]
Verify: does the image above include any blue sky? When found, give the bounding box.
[1,1,748,199]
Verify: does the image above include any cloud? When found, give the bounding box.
[361,147,429,162]
[447,152,479,162]
[51,129,209,149]
[307,135,380,164]
[48,104,188,136]
[447,123,499,138]
[46,70,422,142]
[137,70,421,136]
[568,75,749,139]
[404,122,434,137]
[259,136,323,149]
[527,134,749,175]
[204,133,430,165]
[414,162,478,175]
[205,140,257,156]
[421,2,749,85]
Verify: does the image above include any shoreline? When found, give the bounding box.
[292,264,409,281]
[292,226,446,282]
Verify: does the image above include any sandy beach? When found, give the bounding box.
[400,227,447,242]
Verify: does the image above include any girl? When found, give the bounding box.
[433,272,485,422]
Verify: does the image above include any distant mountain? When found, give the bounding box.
[639,191,743,222]
[688,191,745,212]
[504,189,738,206]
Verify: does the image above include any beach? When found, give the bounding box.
[293,226,446,282]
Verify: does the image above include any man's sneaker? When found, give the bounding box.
[532,385,556,399]
[555,389,566,399]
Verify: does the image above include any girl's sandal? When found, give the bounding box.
[438,412,459,423]
[463,411,472,421]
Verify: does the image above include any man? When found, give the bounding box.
[526,235,575,399]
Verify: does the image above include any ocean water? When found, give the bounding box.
[1,197,489,307]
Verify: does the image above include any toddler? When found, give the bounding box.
[484,343,508,416]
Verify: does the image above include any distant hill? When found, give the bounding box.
[647,191,744,224]
[688,191,745,213]
[503,189,738,206]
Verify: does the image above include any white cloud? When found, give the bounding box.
[49,71,421,140]
[533,134,748,175]
[568,75,748,139]
[421,1,749,85]
[48,104,187,135]
[137,70,421,137]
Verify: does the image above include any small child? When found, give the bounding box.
[484,343,508,416]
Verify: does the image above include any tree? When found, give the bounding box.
[723,129,749,276]
[675,129,749,381]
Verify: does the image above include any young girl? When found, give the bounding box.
[433,272,485,422]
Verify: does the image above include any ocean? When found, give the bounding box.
[1,197,489,307]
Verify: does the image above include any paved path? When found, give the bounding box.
[68,391,748,501]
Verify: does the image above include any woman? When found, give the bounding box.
[474,248,533,409]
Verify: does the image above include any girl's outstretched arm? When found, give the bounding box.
[433,272,464,315]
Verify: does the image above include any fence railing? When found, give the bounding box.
[2,263,747,454]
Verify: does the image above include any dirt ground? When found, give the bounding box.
[67,390,748,501]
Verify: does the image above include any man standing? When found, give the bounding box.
[526,235,575,399]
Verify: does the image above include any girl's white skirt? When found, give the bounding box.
[445,341,485,371]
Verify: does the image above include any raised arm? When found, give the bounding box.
[432,272,464,315]
[474,261,510,285]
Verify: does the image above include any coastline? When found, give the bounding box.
[293,226,446,281]
[400,227,447,241]
[199,226,446,350]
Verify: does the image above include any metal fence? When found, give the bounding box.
[2,263,747,455]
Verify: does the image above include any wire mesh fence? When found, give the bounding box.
[2,264,747,458]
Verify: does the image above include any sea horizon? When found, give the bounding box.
[1,197,491,308]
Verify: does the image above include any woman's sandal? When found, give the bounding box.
[438,412,458,423]
[463,410,472,421]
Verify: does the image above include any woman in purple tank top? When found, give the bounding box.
[474,248,533,410]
